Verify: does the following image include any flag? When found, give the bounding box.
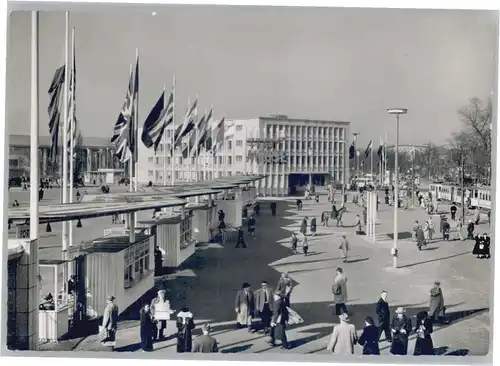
[191,115,207,157]
[212,117,225,156]
[141,90,169,153]
[349,141,355,160]
[197,108,212,153]
[111,57,138,163]
[364,140,373,158]
[175,99,198,146]
[67,36,77,155]
[48,65,65,161]
[377,137,384,161]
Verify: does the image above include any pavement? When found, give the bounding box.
[32,187,491,356]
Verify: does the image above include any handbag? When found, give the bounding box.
[333,284,342,296]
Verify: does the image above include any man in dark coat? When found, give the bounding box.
[390,307,412,355]
[413,311,434,355]
[296,199,303,211]
[254,280,274,334]
[467,220,475,240]
[235,227,247,248]
[482,233,491,259]
[247,215,256,237]
[176,306,195,353]
[269,291,289,349]
[270,201,277,216]
[140,304,154,351]
[154,246,163,276]
[193,324,218,353]
[450,204,457,221]
[429,281,445,323]
[442,219,450,241]
[375,291,391,342]
[358,316,380,355]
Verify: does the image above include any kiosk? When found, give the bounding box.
[69,233,155,318]
[186,201,218,243]
[214,188,243,228]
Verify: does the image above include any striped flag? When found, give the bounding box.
[111,57,138,163]
[212,117,225,156]
[174,99,198,147]
[67,35,77,155]
[48,65,65,161]
[141,90,170,153]
[364,140,373,158]
[197,108,212,153]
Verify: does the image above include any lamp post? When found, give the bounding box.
[387,108,408,269]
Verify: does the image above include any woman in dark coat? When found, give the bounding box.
[140,304,154,352]
[176,306,195,353]
[310,217,317,236]
[413,311,434,355]
[300,218,308,236]
[472,235,483,258]
[358,316,380,355]
[390,307,412,355]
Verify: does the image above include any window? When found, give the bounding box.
[236,125,243,131]
[156,157,160,165]
[236,155,243,162]
[148,169,153,177]
[228,156,232,165]
[124,239,150,288]
[180,217,193,248]
[148,157,153,163]
[236,140,243,147]
[227,141,232,150]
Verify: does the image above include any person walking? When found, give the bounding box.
[140,304,154,352]
[100,294,119,349]
[338,234,350,263]
[358,316,380,355]
[234,282,255,333]
[442,218,450,241]
[375,290,391,342]
[355,214,362,235]
[412,220,419,241]
[467,220,475,240]
[310,217,317,237]
[416,225,426,250]
[455,218,464,241]
[248,215,256,238]
[235,227,247,248]
[302,233,309,256]
[296,199,303,211]
[255,280,274,335]
[276,272,293,307]
[390,307,412,355]
[429,281,445,323]
[193,324,218,353]
[327,312,358,355]
[290,233,298,255]
[150,289,174,341]
[269,291,290,350]
[176,306,195,353]
[300,217,308,236]
[270,201,277,217]
[413,311,434,356]
[332,268,348,315]
[450,204,457,221]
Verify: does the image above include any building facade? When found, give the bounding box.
[8,134,119,179]
[137,115,350,196]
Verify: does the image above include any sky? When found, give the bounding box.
[6,6,498,146]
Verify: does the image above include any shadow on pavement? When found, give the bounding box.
[399,251,472,269]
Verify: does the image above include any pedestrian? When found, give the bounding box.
[450,204,457,221]
[389,307,412,355]
[413,311,434,356]
[269,291,289,350]
[488,210,491,226]
[254,202,260,216]
[235,227,247,248]
[332,268,348,315]
[218,209,226,224]
[376,291,391,342]
[315,193,320,203]
[38,187,44,201]
[442,218,450,241]
[176,306,195,353]
[276,272,293,307]
[416,225,426,250]
[467,220,475,240]
[234,282,255,333]
[310,217,317,236]
[474,208,481,225]
[154,246,163,276]
[270,201,277,217]
[473,233,486,258]
[300,217,308,236]
[336,208,344,227]
[302,233,309,256]
[150,289,174,341]
[412,220,419,241]
[455,218,464,241]
[248,215,256,237]
[338,234,349,263]
[355,214,362,234]
[100,294,119,349]
[482,232,491,259]
[358,316,380,355]
[290,233,298,254]
[193,324,218,353]
[254,280,274,335]
[429,281,445,323]
[140,304,154,352]
[327,312,358,355]
[321,211,329,227]
[296,199,303,211]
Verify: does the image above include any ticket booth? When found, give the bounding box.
[214,188,243,228]
[186,201,218,243]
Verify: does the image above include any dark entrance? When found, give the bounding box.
[288,173,328,195]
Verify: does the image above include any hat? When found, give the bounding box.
[202,324,211,331]
[339,313,350,322]
[107,294,115,301]
[395,307,405,314]
[158,289,166,294]
[242,282,251,289]
[434,280,441,285]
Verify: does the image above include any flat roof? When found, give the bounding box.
[9,134,114,149]
[8,197,187,223]
[39,259,69,266]
[72,233,153,254]
[80,189,222,204]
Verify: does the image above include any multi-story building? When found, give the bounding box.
[137,115,350,196]
[8,134,119,179]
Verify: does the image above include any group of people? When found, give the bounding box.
[328,272,446,356]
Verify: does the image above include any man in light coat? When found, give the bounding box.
[332,268,348,315]
[327,313,358,355]
[429,280,445,323]
[101,294,119,349]
[254,280,274,335]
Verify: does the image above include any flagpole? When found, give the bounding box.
[133,48,139,232]
[127,63,134,235]
[163,84,167,186]
[171,75,176,186]
[62,10,70,264]
[68,26,75,260]
[30,11,40,351]
[384,131,388,185]
[244,126,248,175]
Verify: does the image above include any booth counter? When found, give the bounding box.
[70,233,155,318]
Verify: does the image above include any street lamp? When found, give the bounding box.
[387,108,408,269]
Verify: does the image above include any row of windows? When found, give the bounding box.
[124,239,150,287]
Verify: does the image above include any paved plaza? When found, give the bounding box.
[26,187,491,356]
